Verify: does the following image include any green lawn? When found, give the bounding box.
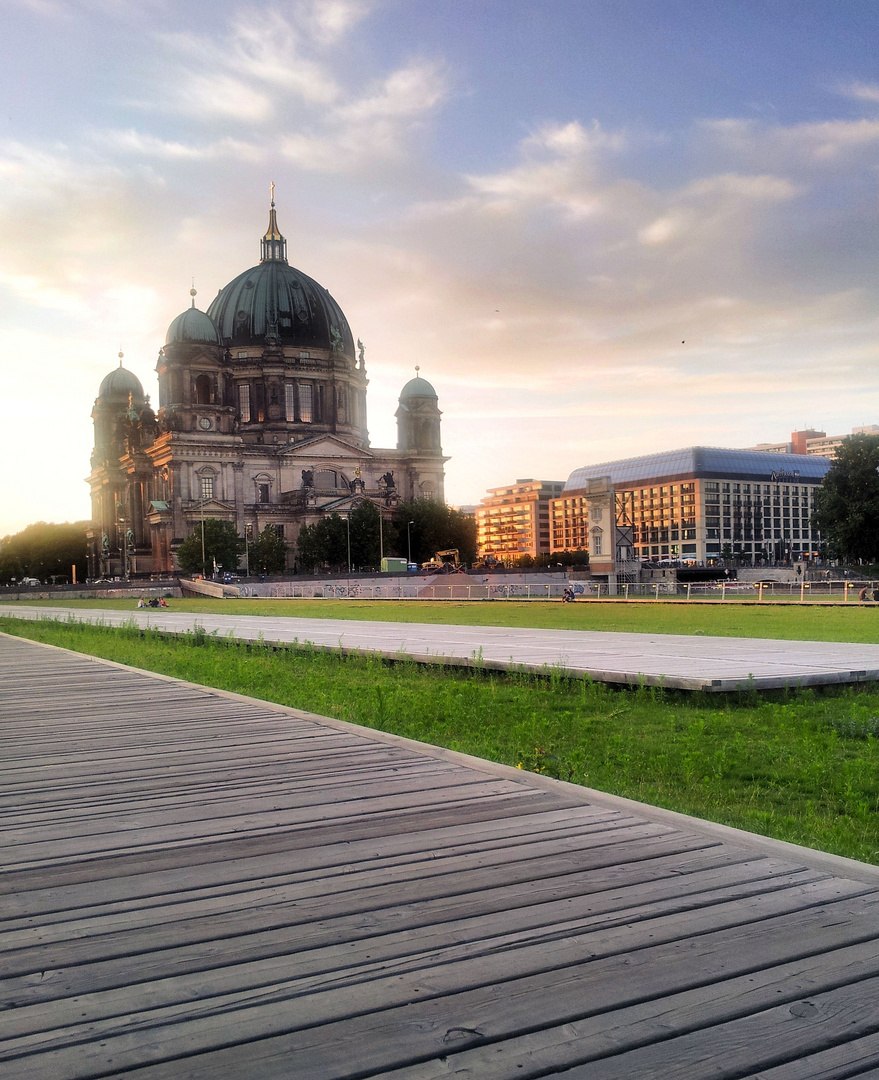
[12,595,879,642]
[3,615,879,865]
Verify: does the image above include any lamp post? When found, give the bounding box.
[407,520,414,564]
[115,501,127,579]
[379,511,384,569]
[200,499,206,577]
[346,515,351,573]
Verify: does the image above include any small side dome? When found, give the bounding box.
[98,363,145,404]
[399,375,437,400]
[165,306,221,347]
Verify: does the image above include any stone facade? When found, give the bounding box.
[87,203,447,578]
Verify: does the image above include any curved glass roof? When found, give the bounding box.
[564,446,832,491]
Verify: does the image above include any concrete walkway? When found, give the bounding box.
[3,604,879,691]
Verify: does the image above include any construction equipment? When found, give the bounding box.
[421,548,464,573]
[473,554,504,571]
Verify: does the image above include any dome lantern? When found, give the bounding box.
[260,183,287,264]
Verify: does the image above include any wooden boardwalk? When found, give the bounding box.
[3,632,879,1079]
[5,603,879,690]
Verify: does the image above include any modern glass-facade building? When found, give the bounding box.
[553,447,832,564]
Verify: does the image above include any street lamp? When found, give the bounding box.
[115,501,127,579]
[407,520,414,564]
[346,515,351,573]
[200,498,206,577]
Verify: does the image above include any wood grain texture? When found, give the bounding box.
[2,632,879,1080]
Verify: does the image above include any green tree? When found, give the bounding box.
[176,518,243,575]
[250,525,288,575]
[392,500,477,565]
[295,515,350,572]
[348,500,395,569]
[812,434,879,562]
[0,521,89,583]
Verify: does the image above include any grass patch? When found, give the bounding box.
[10,595,879,642]
[4,614,879,865]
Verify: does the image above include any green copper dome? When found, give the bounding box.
[399,375,437,400]
[205,203,355,357]
[165,302,221,347]
[98,362,145,404]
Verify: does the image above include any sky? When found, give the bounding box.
[1,0,878,535]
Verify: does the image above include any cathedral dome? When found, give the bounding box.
[205,202,355,357]
[399,374,437,400]
[98,361,145,404]
[165,295,221,346]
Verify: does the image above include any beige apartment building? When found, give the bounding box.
[750,425,879,458]
[476,479,565,562]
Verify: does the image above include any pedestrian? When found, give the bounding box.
[859,586,870,602]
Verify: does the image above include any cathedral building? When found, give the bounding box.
[87,200,447,578]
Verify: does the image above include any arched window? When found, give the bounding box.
[194,374,212,405]
[314,470,338,490]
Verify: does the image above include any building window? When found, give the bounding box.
[285,383,295,422]
[200,477,214,500]
[299,384,313,423]
[194,374,212,405]
[258,483,270,504]
[239,385,251,423]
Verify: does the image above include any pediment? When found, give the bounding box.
[184,499,236,515]
[280,435,373,461]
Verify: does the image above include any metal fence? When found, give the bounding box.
[234,579,879,602]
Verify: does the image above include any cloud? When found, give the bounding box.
[839,81,879,105]
[280,59,448,170]
[460,120,625,219]
[129,4,448,174]
[92,129,259,161]
[704,116,879,163]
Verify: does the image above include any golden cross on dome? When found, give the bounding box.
[270,180,275,206]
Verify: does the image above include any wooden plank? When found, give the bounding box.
[4,633,879,1080]
[0,788,566,891]
[0,810,645,925]
[0,850,757,1014]
[343,944,879,1080]
[2,777,536,867]
[0,804,627,913]
[0,825,722,976]
[0,860,825,1033]
[4,890,878,1080]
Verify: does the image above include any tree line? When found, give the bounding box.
[0,521,89,584]
[296,499,477,572]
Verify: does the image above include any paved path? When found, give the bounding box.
[3,603,879,690]
[2,632,879,1079]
